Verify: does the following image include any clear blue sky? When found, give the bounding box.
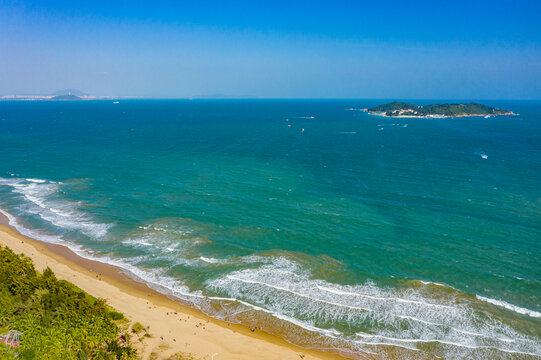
[1,0,540,99]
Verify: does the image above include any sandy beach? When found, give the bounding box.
[0,213,349,360]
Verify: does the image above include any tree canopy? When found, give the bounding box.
[0,246,137,359]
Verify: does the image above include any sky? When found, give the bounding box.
[1,0,540,99]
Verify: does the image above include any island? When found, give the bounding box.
[368,101,515,118]
[50,94,81,100]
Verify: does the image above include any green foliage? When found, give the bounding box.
[0,246,137,359]
[420,102,510,116]
[109,311,125,321]
[369,101,419,112]
[166,351,199,360]
[0,342,18,359]
[131,322,144,334]
[369,101,512,117]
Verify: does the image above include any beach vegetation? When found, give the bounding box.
[109,310,125,321]
[166,351,200,360]
[0,246,137,359]
[131,322,145,334]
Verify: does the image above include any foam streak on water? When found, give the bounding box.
[0,178,111,238]
[207,258,541,359]
[476,295,541,318]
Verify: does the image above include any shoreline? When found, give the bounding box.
[0,211,351,360]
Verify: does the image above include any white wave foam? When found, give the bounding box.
[0,208,65,244]
[208,257,541,357]
[25,178,47,183]
[355,333,540,357]
[206,294,343,339]
[121,221,215,269]
[316,285,454,309]
[200,256,220,264]
[477,295,541,318]
[418,280,448,287]
[0,177,112,238]
[224,273,468,330]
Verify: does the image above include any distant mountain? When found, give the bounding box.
[368,102,515,118]
[50,94,81,100]
[51,89,87,97]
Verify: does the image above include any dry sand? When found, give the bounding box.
[0,213,350,360]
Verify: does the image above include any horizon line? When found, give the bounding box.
[1,96,541,101]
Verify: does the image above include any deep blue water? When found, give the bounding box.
[0,100,540,359]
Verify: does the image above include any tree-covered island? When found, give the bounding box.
[368,101,515,118]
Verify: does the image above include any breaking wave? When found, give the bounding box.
[477,295,541,318]
[207,258,541,359]
[0,177,111,238]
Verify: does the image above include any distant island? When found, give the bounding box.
[0,89,120,101]
[50,94,81,100]
[368,101,515,118]
[52,88,87,97]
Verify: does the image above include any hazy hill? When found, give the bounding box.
[50,94,81,100]
[51,89,87,97]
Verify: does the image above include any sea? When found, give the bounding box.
[0,99,539,359]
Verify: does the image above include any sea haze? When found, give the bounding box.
[0,99,540,359]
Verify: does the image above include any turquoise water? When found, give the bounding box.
[0,100,539,359]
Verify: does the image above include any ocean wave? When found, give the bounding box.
[0,208,65,245]
[25,178,47,183]
[316,285,454,309]
[476,295,541,318]
[0,177,112,238]
[207,257,541,358]
[354,333,541,357]
[417,280,448,287]
[200,256,223,264]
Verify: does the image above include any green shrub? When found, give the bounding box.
[109,311,125,321]
[131,322,144,334]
